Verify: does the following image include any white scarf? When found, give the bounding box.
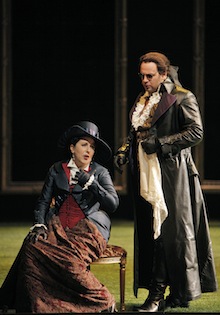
[138,143,168,239]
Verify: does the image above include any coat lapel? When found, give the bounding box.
[151,92,176,125]
[54,161,70,191]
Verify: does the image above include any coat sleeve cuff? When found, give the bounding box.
[29,223,48,231]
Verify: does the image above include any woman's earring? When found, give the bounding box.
[72,153,75,160]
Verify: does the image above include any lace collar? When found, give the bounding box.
[132,89,161,131]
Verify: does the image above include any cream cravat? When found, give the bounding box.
[138,142,168,239]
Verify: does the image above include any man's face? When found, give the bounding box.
[139,62,167,94]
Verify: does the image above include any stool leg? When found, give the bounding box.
[120,259,126,311]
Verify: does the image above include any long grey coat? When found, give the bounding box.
[128,79,218,300]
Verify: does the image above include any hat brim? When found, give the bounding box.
[58,125,112,163]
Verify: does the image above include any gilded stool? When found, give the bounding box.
[92,244,127,311]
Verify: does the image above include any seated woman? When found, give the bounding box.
[0,121,119,313]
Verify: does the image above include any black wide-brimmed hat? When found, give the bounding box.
[58,121,112,163]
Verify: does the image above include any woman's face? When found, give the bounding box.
[70,137,95,169]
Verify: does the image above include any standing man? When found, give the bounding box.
[114,52,217,312]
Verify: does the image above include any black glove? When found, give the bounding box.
[114,153,128,174]
[141,135,161,155]
[27,226,47,243]
[74,169,91,187]
[161,143,180,158]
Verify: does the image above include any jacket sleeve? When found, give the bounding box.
[33,165,55,225]
[88,167,119,214]
[158,90,203,156]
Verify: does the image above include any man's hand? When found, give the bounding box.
[141,135,161,155]
[114,153,128,174]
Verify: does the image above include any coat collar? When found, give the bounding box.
[151,90,176,125]
[163,76,176,94]
[150,78,177,126]
[129,78,177,127]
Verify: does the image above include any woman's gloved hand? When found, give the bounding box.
[27,226,48,243]
[74,169,91,187]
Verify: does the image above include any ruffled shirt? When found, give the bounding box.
[131,88,168,239]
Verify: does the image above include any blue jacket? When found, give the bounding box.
[34,161,119,241]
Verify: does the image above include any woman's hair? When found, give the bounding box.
[64,137,81,158]
[70,137,81,146]
[70,136,95,147]
[139,52,170,75]
[65,137,94,158]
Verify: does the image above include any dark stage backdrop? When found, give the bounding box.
[11,0,115,181]
[1,0,220,221]
[204,1,220,181]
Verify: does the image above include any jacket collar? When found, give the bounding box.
[150,78,177,125]
[163,76,176,94]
